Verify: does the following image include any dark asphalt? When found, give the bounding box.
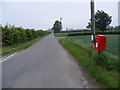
[2,34,97,88]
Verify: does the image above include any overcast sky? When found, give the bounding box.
[0,0,119,30]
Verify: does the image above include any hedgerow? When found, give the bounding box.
[2,25,50,46]
[68,31,120,36]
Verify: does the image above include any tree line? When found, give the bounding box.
[51,10,114,33]
[2,24,50,46]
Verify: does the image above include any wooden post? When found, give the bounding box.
[99,51,101,54]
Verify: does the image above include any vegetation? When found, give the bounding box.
[2,24,50,46]
[107,25,120,30]
[68,35,119,56]
[1,24,50,55]
[55,30,120,36]
[68,35,118,70]
[51,20,62,34]
[56,32,119,87]
[68,30,120,36]
[87,10,112,32]
[55,33,68,37]
[59,38,118,88]
[1,36,45,55]
[60,27,119,33]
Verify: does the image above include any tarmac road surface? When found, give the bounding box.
[2,34,97,88]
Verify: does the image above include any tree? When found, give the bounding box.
[52,20,62,33]
[86,22,92,29]
[87,10,112,32]
[118,25,120,30]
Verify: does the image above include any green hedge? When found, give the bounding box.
[2,25,50,46]
[68,31,120,36]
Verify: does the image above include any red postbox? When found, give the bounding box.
[94,35,107,51]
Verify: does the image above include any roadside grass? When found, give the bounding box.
[59,38,118,88]
[55,33,68,37]
[1,35,49,56]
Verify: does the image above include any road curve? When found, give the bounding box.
[2,34,97,88]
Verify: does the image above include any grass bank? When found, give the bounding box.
[59,38,118,88]
[1,34,49,56]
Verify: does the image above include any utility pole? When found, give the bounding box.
[91,0,96,43]
[60,17,62,23]
[60,17,62,31]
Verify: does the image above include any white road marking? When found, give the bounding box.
[0,53,17,63]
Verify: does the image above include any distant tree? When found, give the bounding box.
[86,22,92,29]
[118,25,120,30]
[87,10,112,32]
[107,26,114,30]
[52,20,62,33]
[107,25,120,30]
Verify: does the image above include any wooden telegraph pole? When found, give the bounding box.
[60,17,62,23]
[91,0,96,44]
[60,17,62,31]
[91,0,101,55]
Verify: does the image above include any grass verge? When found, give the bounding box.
[1,34,49,56]
[59,38,118,88]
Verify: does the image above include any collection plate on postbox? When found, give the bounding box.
[94,35,107,51]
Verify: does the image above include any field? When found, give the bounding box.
[55,33,119,56]
[68,35,119,56]
[55,33,68,37]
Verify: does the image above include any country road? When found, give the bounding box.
[2,34,97,88]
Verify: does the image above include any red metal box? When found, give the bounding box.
[94,35,107,51]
